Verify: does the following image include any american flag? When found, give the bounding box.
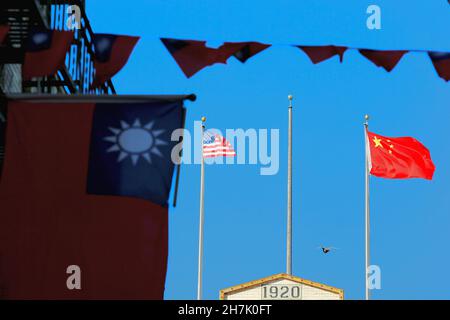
[202,131,236,158]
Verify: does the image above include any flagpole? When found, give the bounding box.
[197,116,206,300]
[364,114,370,300]
[287,95,293,275]
[173,107,187,207]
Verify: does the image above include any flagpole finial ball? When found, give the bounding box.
[365,114,370,121]
[201,116,206,123]
[288,95,293,101]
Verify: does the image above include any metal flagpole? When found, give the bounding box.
[287,95,293,275]
[197,116,206,300]
[364,114,370,300]
[173,107,187,207]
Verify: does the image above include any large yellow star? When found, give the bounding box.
[372,136,383,148]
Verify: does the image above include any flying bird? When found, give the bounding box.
[318,246,338,254]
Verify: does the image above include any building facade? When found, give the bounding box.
[1,0,114,172]
[220,274,344,300]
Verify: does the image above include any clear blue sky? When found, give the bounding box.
[87,1,450,299]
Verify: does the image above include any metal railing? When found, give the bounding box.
[0,0,115,94]
[0,0,116,175]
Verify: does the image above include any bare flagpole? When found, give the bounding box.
[287,95,293,275]
[197,116,206,300]
[364,114,370,300]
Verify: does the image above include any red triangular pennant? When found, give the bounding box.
[298,45,348,64]
[428,52,450,82]
[359,49,408,72]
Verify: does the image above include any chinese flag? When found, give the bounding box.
[366,130,435,180]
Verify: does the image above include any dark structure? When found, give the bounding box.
[0,0,115,94]
[1,0,115,173]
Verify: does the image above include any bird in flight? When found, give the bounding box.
[318,246,338,254]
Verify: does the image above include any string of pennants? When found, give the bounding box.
[0,25,139,89]
[2,25,448,84]
[161,38,450,82]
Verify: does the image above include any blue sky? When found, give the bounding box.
[87,1,450,299]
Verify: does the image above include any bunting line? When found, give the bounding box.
[160,38,450,82]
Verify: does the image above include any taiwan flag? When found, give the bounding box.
[359,49,408,72]
[0,96,187,299]
[0,25,9,44]
[160,38,238,78]
[160,38,269,78]
[230,42,270,63]
[297,45,347,64]
[428,51,450,82]
[92,34,140,88]
[22,29,74,80]
[366,130,435,180]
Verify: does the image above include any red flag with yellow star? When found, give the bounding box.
[366,130,435,180]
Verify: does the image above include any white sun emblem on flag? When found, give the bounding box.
[103,119,167,165]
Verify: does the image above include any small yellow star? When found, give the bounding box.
[373,136,383,148]
[388,150,392,154]
[389,144,394,149]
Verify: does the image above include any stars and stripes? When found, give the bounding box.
[202,131,236,158]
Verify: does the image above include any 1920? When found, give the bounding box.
[261,284,302,300]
